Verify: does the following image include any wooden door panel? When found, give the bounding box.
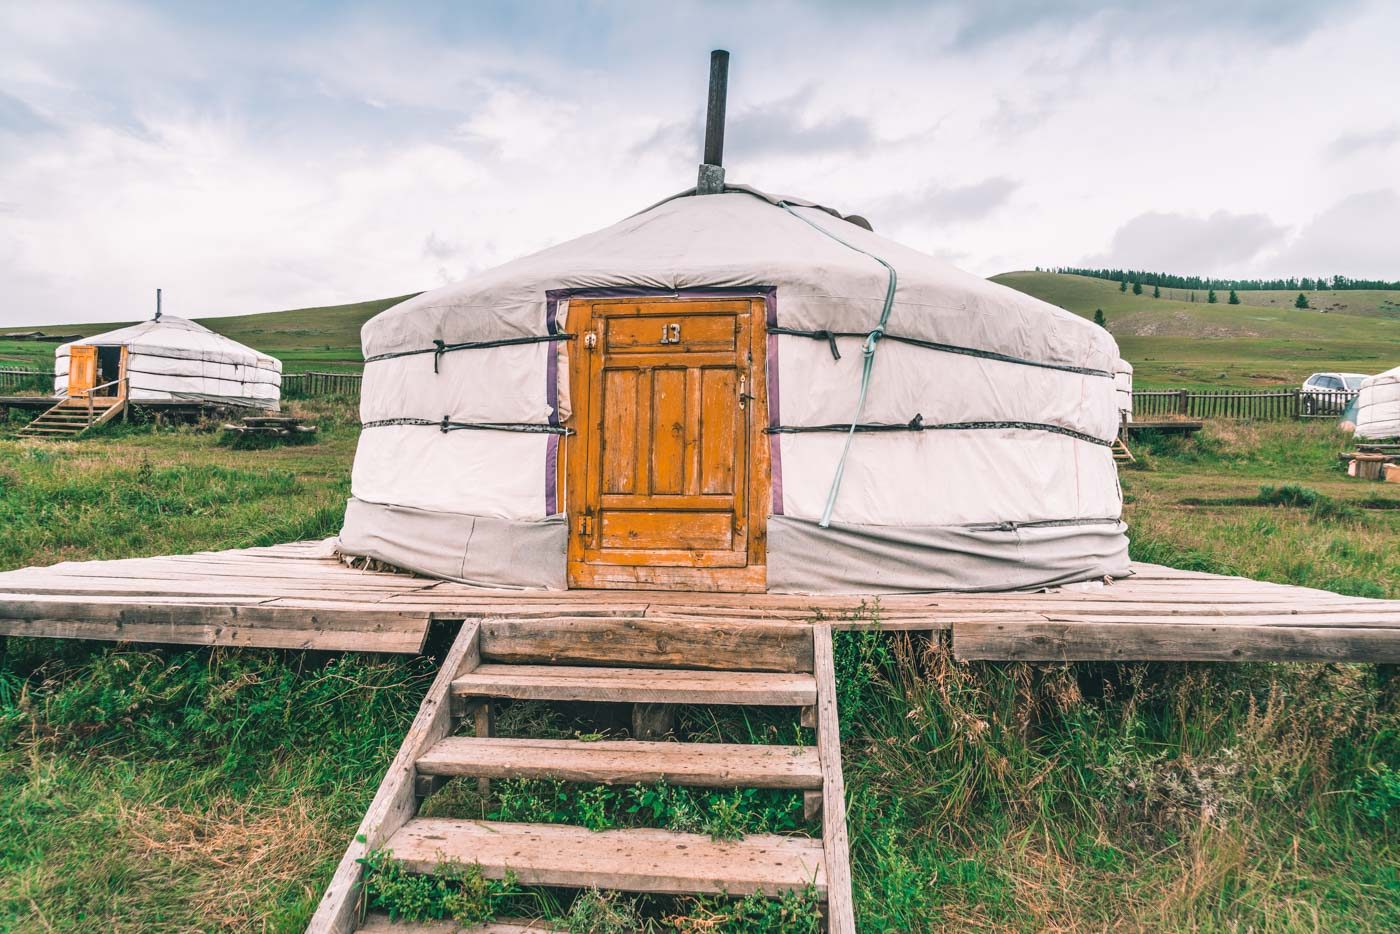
[601,511,735,552]
[567,296,769,591]
[700,368,738,494]
[67,346,97,396]
[601,369,639,494]
[650,367,687,494]
[605,315,737,354]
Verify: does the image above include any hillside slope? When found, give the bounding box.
[7,273,1400,388]
[993,272,1400,387]
[0,294,416,372]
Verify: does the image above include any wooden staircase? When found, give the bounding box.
[1112,435,1135,465]
[18,396,126,438]
[309,617,854,933]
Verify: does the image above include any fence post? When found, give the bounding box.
[1291,389,1300,420]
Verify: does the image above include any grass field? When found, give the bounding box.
[1,407,1397,930]
[993,271,1400,388]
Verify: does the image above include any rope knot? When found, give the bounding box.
[432,339,447,373]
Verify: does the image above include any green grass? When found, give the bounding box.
[993,271,1400,388]
[0,411,1397,930]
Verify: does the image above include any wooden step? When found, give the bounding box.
[480,617,813,672]
[416,737,822,788]
[381,818,825,897]
[452,664,816,706]
[359,914,563,933]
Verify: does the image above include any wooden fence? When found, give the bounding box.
[281,371,363,397]
[1132,388,1356,420]
[0,367,50,392]
[8,364,1360,422]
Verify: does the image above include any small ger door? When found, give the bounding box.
[566,296,769,591]
[67,345,97,397]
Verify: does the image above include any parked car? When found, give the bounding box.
[1301,372,1368,415]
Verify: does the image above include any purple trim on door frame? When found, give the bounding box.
[542,285,781,519]
[764,291,783,515]
[544,296,562,515]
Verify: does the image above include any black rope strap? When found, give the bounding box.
[768,326,1112,378]
[767,415,1112,447]
[361,417,572,435]
[964,516,1123,532]
[364,333,575,372]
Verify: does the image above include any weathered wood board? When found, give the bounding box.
[1,540,1398,662]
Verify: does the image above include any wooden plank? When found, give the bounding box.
[479,616,814,672]
[1039,612,1400,629]
[452,664,816,706]
[416,737,821,789]
[382,818,825,897]
[0,602,429,653]
[308,621,482,934]
[812,625,855,934]
[953,620,1400,663]
[359,914,564,933]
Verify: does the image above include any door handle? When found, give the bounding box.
[737,374,753,409]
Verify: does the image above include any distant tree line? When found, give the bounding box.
[1045,267,1400,292]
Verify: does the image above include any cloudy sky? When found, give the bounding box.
[1,0,1397,326]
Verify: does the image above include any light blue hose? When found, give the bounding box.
[778,202,898,527]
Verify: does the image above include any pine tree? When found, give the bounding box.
[1119,279,1127,293]
[1093,308,1107,328]
[1207,289,1217,303]
[1295,292,1310,309]
[1152,284,1161,298]
[1228,289,1240,305]
[1132,281,1142,295]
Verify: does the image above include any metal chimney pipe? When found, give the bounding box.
[156,287,162,321]
[697,49,729,194]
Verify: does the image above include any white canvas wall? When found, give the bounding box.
[1355,366,1400,441]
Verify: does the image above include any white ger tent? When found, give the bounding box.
[1114,358,1133,423]
[54,315,282,409]
[1354,365,1400,441]
[338,185,1130,593]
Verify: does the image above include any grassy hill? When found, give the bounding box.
[992,272,1400,388]
[6,272,1400,389]
[0,294,416,374]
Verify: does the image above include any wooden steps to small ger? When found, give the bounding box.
[382,818,826,897]
[18,396,125,438]
[416,736,822,788]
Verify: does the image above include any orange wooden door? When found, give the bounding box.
[67,345,97,396]
[566,297,769,591]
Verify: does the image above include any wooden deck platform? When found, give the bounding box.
[1,540,1398,662]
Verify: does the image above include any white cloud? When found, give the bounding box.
[1265,189,1400,279]
[1085,210,1288,272]
[0,0,1395,326]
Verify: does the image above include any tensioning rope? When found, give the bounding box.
[767,326,1112,379]
[365,332,575,372]
[778,201,897,528]
[361,417,571,435]
[766,414,1112,447]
